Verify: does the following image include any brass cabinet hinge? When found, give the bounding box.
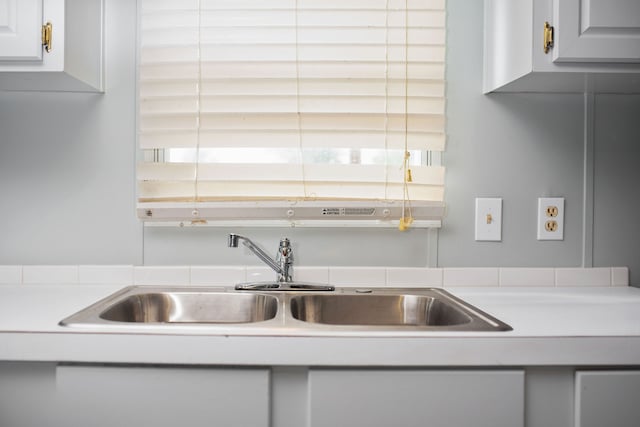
[543,21,554,54]
[42,22,53,53]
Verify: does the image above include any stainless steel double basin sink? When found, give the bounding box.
[60,285,511,334]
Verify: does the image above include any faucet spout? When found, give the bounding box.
[228,234,293,282]
[228,233,240,248]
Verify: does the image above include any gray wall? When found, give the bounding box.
[0,0,639,284]
[592,95,640,282]
[0,0,142,266]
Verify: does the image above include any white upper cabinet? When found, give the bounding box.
[554,0,640,63]
[0,0,44,61]
[0,0,103,92]
[484,0,640,93]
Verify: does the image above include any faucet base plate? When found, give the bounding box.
[235,282,335,291]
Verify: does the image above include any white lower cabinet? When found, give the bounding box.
[0,362,59,427]
[308,369,525,427]
[55,365,271,427]
[575,370,640,427]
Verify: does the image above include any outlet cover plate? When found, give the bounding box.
[475,198,502,241]
[537,197,564,240]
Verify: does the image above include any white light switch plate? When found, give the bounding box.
[475,198,502,241]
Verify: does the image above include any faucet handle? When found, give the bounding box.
[279,237,290,249]
[276,238,293,282]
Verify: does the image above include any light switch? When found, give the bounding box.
[475,198,502,241]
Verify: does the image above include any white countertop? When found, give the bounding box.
[2,284,640,366]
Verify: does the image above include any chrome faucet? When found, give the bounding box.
[228,234,293,283]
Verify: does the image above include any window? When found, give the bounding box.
[137,0,446,228]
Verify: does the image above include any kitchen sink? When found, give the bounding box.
[60,286,511,334]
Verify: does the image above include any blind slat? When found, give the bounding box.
[139,182,445,204]
[140,62,445,80]
[139,163,444,184]
[140,113,446,133]
[141,79,445,98]
[140,96,444,115]
[140,131,446,151]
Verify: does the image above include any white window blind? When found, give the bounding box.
[137,0,446,228]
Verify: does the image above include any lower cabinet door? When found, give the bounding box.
[575,370,640,427]
[55,365,270,427]
[308,369,524,427]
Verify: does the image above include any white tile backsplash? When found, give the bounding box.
[499,268,555,287]
[78,265,133,284]
[555,268,611,287]
[0,265,630,288]
[23,266,79,284]
[386,268,443,288]
[190,266,245,286]
[295,267,329,284]
[611,267,629,287]
[0,266,22,284]
[443,268,500,287]
[133,266,190,286]
[329,267,386,287]
[245,266,273,283]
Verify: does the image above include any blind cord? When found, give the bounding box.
[383,0,390,201]
[295,0,309,200]
[192,0,202,221]
[399,0,414,231]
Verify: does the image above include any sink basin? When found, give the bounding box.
[101,292,278,323]
[290,294,471,326]
[290,289,511,331]
[61,287,278,325]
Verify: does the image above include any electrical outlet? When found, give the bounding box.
[475,198,502,241]
[537,197,564,240]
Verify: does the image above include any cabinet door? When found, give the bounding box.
[553,0,640,63]
[56,365,271,427]
[575,370,640,427]
[309,369,524,427]
[0,0,43,61]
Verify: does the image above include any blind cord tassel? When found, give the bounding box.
[399,150,413,231]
